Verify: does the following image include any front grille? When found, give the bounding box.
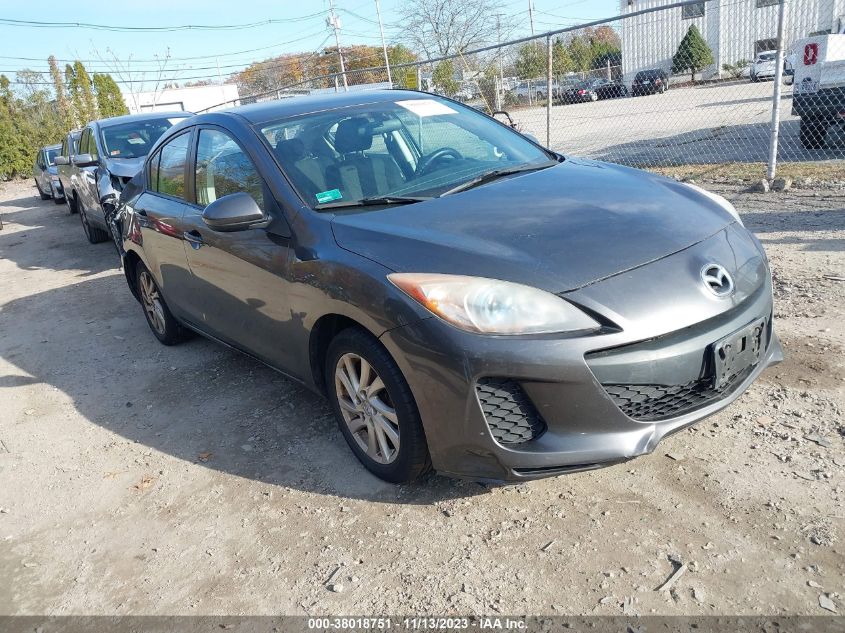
[603,365,754,422]
[476,378,546,444]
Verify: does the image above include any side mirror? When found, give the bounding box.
[202,192,265,232]
[523,132,540,145]
[54,156,69,165]
[73,153,97,167]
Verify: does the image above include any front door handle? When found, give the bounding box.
[183,229,204,249]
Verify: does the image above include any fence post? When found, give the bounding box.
[546,35,553,148]
[416,65,422,92]
[767,0,788,182]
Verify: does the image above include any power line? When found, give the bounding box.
[0,11,328,32]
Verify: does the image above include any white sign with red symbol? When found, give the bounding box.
[804,43,819,66]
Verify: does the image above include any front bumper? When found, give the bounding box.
[379,229,781,482]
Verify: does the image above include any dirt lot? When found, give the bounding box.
[0,177,843,616]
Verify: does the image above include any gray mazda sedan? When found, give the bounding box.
[119,90,782,483]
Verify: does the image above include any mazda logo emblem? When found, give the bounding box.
[701,264,734,297]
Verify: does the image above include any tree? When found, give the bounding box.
[92,73,129,118]
[672,25,714,82]
[387,44,418,89]
[432,59,459,95]
[48,55,74,129]
[514,43,545,79]
[74,61,98,122]
[567,35,593,72]
[552,38,574,76]
[399,0,502,58]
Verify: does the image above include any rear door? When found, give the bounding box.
[131,129,196,316]
[77,127,100,214]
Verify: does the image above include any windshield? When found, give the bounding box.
[101,117,188,159]
[45,148,60,165]
[258,96,553,209]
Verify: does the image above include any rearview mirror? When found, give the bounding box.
[73,153,97,167]
[54,155,69,166]
[202,192,266,232]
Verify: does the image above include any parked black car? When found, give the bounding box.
[56,112,191,244]
[592,78,628,100]
[57,129,82,214]
[33,144,64,204]
[117,90,780,484]
[632,69,670,95]
[558,81,598,104]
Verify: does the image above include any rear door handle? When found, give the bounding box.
[183,229,204,249]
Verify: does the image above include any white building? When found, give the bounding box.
[123,83,240,115]
[620,0,845,83]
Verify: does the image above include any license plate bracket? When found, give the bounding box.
[712,318,766,389]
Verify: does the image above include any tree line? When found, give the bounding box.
[0,60,128,179]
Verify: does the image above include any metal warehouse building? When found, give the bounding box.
[620,0,845,84]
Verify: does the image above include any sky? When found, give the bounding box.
[0,0,621,92]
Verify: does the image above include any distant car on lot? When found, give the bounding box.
[56,112,191,244]
[513,79,555,102]
[792,34,845,149]
[632,69,669,96]
[591,78,628,100]
[559,80,599,104]
[33,144,64,204]
[118,89,781,484]
[750,50,796,82]
[57,129,82,213]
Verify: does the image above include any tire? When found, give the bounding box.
[78,198,110,244]
[800,117,826,150]
[66,190,79,215]
[326,327,431,483]
[35,180,50,200]
[135,260,186,346]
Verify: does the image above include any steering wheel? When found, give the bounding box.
[416,147,463,176]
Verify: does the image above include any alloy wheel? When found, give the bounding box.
[138,271,167,336]
[334,352,400,465]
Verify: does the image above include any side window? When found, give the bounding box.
[72,135,79,155]
[60,139,68,157]
[195,128,264,210]
[88,128,99,159]
[78,130,88,155]
[148,150,161,192]
[152,132,190,199]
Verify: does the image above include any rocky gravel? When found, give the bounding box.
[0,177,842,616]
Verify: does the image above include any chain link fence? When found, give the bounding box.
[200,0,845,179]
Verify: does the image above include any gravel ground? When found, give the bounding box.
[0,177,842,616]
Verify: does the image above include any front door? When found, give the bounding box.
[178,126,295,371]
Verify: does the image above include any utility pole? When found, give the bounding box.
[374,0,392,86]
[767,0,788,182]
[496,13,503,110]
[528,0,535,37]
[328,0,348,92]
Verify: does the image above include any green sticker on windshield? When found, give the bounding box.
[316,189,342,204]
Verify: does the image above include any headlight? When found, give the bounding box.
[388,273,599,335]
[685,183,744,227]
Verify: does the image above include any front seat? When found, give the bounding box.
[273,135,328,200]
[328,117,403,200]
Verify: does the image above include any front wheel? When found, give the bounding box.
[35,180,51,200]
[800,117,827,150]
[326,327,431,483]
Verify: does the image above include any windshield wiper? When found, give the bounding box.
[315,195,432,210]
[439,160,559,197]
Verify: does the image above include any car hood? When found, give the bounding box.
[330,159,736,293]
[104,156,146,178]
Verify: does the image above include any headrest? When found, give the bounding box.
[274,137,306,163]
[334,117,373,153]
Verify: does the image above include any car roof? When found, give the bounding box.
[211,90,447,125]
[94,111,193,129]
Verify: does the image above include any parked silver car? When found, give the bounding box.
[33,144,64,204]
